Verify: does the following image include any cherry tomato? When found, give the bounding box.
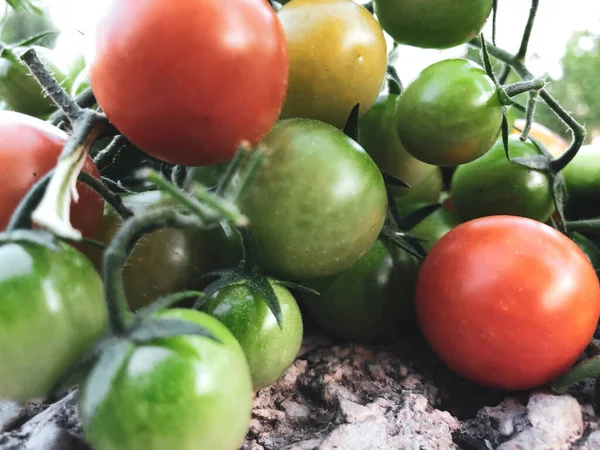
[201,279,303,390]
[416,216,600,390]
[90,191,242,310]
[278,0,387,129]
[0,111,103,238]
[570,231,600,273]
[563,144,600,219]
[0,46,72,118]
[512,119,567,158]
[450,135,555,222]
[396,201,462,253]
[373,0,492,49]
[359,93,439,196]
[395,59,503,166]
[79,309,253,450]
[0,240,107,401]
[298,239,420,341]
[86,0,288,166]
[241,118,388,279]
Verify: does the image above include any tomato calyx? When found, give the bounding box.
[0,228,60,251]
[197,227,317,328]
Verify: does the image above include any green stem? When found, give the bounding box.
[564,219,600,234]
[520,90,539,141]
[49,88,99,127]
[237,226,260,273]
[103,209,202,334]
[516,0,540,61]
[19,48,83,123]
[503,78,544,97]
[78,172,133,220]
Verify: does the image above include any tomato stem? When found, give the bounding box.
[103,209,203,334]
[516,0,539,62]
[520,90,539,141]
[503,78,544,98]
[565,219,600,234]
[48,88,98,128]
[19,48,83,123]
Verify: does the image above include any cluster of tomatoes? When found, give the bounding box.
[1,0,600,449]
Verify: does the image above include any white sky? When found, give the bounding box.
[7,0,600,83]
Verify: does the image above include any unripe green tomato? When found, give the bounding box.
[373,0,493,49]
[201,280,303,391]
[0,46,72,118]
[395,59,503,166]
[277,0,388,129]
[298,239,420,341]
[90,191,242,310]
[396,201,462,254]
[393,168,444,210]
[359,92,438,197]
[450,135,555,223]
[562,145,600,220]
[570,232,600,273]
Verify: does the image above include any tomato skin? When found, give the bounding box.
[395,59,503,166]
[0,241,107,401]
[511,119,567,158]
[201,280,303,391]
[359,93,439,197]
[278,0,387,129]
[416,216,600,390]
[0,111,103,238]
[563,145,600,219]
[396,201,461,253]
[91,191,242,310]
[450,135,555,222]
[86,0,288,166]
[241,118,388,279]
[373,0,492,49]
[80,309,253,450]
[0,47,72,118]
[299,239,420,341]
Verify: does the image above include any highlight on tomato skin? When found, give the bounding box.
[414,215,600,391]
[85,0,289,166]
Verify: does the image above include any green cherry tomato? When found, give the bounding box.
[563,145,600,219]
[395,59,503,166]
[91,191,241,310]
[0,46,72,118]
[201,280,303,391]
[373,0,492,49]
[79,309,253,450]
[242,118,388,279]
[450,135,554,222]
[298,239,420,341]
[277,0,388,129]
[359,93,439,196]
[570,232,600,272]
[0,240,107,401]
[396,201,462,253]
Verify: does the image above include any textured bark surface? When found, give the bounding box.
[1,330,599,450]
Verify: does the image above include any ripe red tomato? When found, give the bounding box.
[0,111,103,237]
[416,216,600,391]
[86,0,288,166]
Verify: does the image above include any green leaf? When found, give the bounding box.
[79,339,134,424]
[247,277,283,328]
[381,170,410,188]
[6,0,43,13]
[129,318,221,344]
[551,355,600,394]
[343,103,360,142]
[12,30,59,48]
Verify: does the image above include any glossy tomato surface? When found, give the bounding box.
[299,239,420,341]
[241,118,388,279]
[80,309,253,450]
[450,135,555,222]
[0,240,107,401]
[0,111,103,237]
[91,191,242,310]
[563,144,600,219]
[359,93,439,196]
[86,0,288,166]
[202,280,303,390]
[395,59,503,166]
[416,216,600,390]
[373,0,492,49]
[278,0,387,129]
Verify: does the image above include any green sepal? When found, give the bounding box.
[272,280,320,297]
[129,318,221,344]
[393,203,441,231]
[381,170,410,188]
[246,276,283,329]
[0,229,60,251]
[343,103,360,143]
[135,290,206,323]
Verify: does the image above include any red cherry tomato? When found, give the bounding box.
[86,0,288,166]
[0,111,103,237]
[416,215,600,391]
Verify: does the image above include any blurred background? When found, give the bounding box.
[2,0,600,143]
